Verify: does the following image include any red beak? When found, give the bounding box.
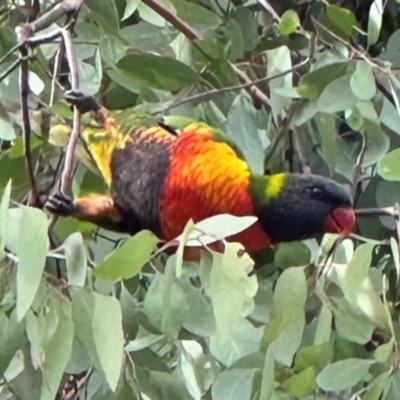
[323,207,355,234]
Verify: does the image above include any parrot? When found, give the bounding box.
[46,103,356,257]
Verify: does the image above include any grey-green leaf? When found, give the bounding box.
[316,358,372,391]
[350,61,376,100]
[94,230,158,281]
[61,232,87,288]
[108,54,199,93]
[13,207,49,320]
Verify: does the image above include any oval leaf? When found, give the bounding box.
[94,230,158,281]
[377,149,400,181]
[176,214,258,247]
[279,10,300,35]
[108,54,199,93]
[316,358,372,391]
[350,61,376,101]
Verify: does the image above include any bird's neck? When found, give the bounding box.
[248,173,288,209]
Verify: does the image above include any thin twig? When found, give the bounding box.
[263,104,297,171]
[18,47,40,207]
[50,41,66,105]
[351,132,367,199]
[161,57,310,112]
[355,207,398,217]
[0,58,22,82]
[59,28,80,194]
[16,0,84,41]
[256,0,281,22]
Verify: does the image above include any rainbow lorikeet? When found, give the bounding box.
[46,104,355,255]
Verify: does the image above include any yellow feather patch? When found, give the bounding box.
[81,126,126,187]
[265,173,286,198]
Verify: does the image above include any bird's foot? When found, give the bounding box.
[64,90,100,114]
[45,192,76,217]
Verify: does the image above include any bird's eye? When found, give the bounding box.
[312,187,323,199]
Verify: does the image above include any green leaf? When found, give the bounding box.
[94,230,158,281]
[350,61,376,100]
[297,62,348,100]
[364,372,391,400]
[0,118,16,141]
[368,0,383,47]
[345,106,364,131]
[40,296,74,400]
[326,5,357,37]
[175,214,258,247]
[178,340,214,399]
[99,36,127,67]
[71,289,125,391]
[342,243,375,305]
[261,267,307,347]
[230,7,260,52]
[0,26,17,57]
[377,149,400,181]
[274,267,307,317]
[259,348,275,400]
[362,121,389,167]
[315,112,339,170]
[212,369,256,400]
[60,232,87,288]
[122,0,141,20]
[375,181,400,230]
[270,312,305,366]
[281,367,316,397]
[279,10,300,35]
[316,358,372,391]
[120,23,178,53]
[224,92,265,174]
[294,343,332,374]
[266,46,292,121]
[9,207,49,321]
[0,179,11,248]
[0,313,25,377]
[125,333,166,353]
[314,304,333,345]
[84,0,120,34]
[207,243,261,366]
[274,242,311,269]
[374,339,393,363]
[92,293,125,391]
[108,54,199,93]
[136,368,192,400]
[390,237,400,281]
[318,75,360,113]
[172,0,222,38]
[144,255,216,338]
[333,301,375,344]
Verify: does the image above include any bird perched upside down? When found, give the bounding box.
[46,105,356,258]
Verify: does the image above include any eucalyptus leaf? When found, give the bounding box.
[377,149,400,181]
[224,91,265,174]
[61,232,87,288]
[279,10,300,35]
[316,358,372,391]
[367,0,383,46]
[318,75,360,113]
[281,367,316,397]
[94,230,158,281]
[9,207,49,321]
[108,54,199,93]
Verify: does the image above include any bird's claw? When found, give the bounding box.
[64,90,100,114]
[46,192,76,216]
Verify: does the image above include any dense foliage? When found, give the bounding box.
[1,0,400,399]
